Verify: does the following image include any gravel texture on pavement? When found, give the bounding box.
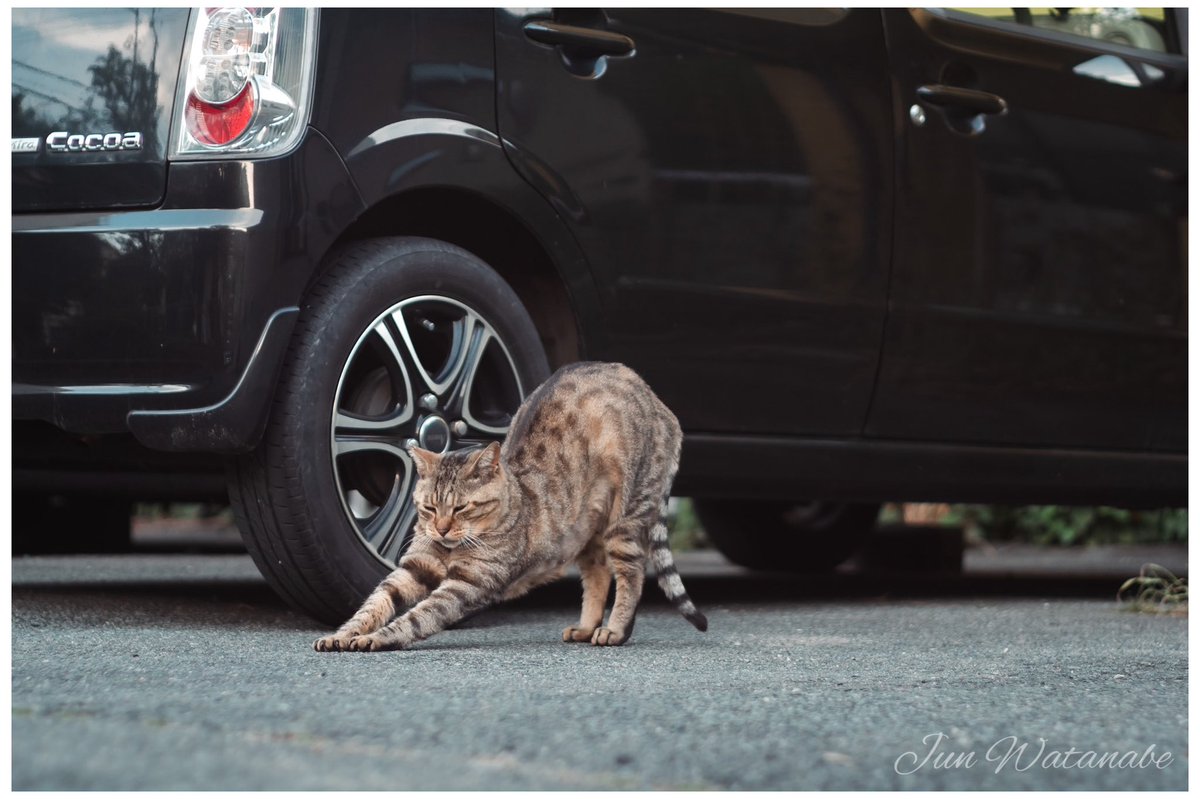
[11,553,1188,790]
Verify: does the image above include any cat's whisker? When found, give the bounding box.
[463,533,494,553]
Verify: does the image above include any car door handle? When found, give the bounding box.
[916,84,1008,116]
[523,20,635,58]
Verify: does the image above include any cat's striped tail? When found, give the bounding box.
[649,497,708,632]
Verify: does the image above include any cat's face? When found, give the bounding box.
[408,442,505,550]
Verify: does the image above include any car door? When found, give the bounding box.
[494,9,894,436]
[867,8,1187,452]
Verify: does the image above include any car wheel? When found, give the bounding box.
[228,237,551,624]
[694,500,879,573]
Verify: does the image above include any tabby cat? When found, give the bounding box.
[314,361,707,651]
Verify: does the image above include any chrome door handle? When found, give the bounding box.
[523,20,635,58]
[917,84,1008,116]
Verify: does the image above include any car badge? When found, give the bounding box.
[44,131,144,153]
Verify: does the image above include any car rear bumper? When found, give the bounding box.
[11,127,365,451]
[13,306,297,452]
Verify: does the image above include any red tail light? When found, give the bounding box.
[185,83,256,146]
[171,8,316,158]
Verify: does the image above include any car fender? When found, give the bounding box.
[329,116,605,356]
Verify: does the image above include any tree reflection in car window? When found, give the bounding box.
[946,7,1173,53]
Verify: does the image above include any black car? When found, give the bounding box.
[12,8,1187,623]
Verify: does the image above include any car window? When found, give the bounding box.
[945,7,1174,53]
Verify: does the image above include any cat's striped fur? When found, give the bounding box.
[314,361,707,651]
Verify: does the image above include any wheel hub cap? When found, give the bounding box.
[417,415,452,454]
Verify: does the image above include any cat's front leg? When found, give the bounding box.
[345,575,493,651]
[314,555,445,651]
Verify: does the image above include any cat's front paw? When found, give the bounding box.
[345,635,382,652]
[346,635,409,652]
[562,625,596,643]
[314,634,354,652]
[590,627,628,647]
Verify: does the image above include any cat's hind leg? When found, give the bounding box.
[562,537,611,642]
[592,522,647,646]
[314,555,444,651]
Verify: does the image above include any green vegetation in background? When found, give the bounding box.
[666,501,1186,550]
[880,504,1188,546]
[135,502,232,522]
[667,498,708,552]
[1117,563,1187,614]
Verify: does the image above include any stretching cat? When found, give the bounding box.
[315,361,707,651]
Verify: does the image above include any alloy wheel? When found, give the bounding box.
[330,295,526,566]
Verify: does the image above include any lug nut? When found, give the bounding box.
[418,393,438,411]
[451,420,468,437]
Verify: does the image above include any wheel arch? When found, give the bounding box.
[323,187,582,370]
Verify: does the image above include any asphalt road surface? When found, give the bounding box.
[12,551,1187,790]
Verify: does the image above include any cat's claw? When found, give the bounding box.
[562,625,596,642]
[314,635,350,652]
[346,635,380,652]
[345,635,409,651]
[590,627,627,647]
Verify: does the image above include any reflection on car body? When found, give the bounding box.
[11,7,1187,619]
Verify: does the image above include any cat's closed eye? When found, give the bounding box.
[457,500,498,518]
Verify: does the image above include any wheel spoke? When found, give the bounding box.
[364,319,415,421]
[377,500,418,564]
[449,328,524,437]
[333,437,412,462]
[392,306,479,398]
[361,476,406,548]
[441,323,488,412]
[355,449,414,546]
[334,441,412,538]
[333,409,410,436]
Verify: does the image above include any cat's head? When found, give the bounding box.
[407,441,506,550]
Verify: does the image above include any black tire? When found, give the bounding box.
[13,492,132,554]
[695,500,879,573]
[228,237,551,624]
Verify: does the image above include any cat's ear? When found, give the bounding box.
[465,441,502,479]
[407,445,441,479]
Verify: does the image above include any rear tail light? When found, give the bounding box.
[185,82,256,146]
[170,7,317,159]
